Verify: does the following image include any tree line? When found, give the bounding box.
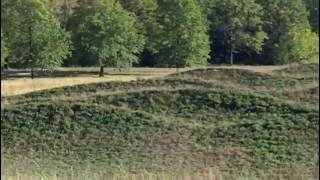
[1,0,319,77]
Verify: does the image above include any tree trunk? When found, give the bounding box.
[62,0,69,29]
[99,66,104,77]
[5,63,9,69]
[31,68,35,79]
[62,1,67,29]
[230,48,234,66]
[29,23,34,78]
[176,63,180,75]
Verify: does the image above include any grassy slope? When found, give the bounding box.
[1,64,319,178]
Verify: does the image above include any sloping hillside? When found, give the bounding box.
[1,64,319,179]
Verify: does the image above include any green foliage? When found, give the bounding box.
[256,0,311,64]
[49,0,77,29]
[210,0,267,64]
[1,29,9,69]
[118,0,157,64]
[149,0,210,67]
[71,0,145,69]
[2,0,320,68]
[304,0,319,33]
[196,0,216,17]
[275,27,319,64]
[119,0,157,22]
[1,0,71,70]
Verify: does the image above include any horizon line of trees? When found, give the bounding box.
[1,0,319,77]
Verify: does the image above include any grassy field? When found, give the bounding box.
[1,64,319,179]
[1,67,194,97]
[1,65,290,97]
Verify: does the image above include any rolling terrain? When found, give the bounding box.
[1,64,319,179]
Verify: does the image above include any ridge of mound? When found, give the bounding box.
[272,63,319,77]
[174,68,317,89]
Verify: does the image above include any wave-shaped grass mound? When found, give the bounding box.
[272,63,319,78]
[2,88,318,174]
[176,68,317,89]
[1,65,319,177]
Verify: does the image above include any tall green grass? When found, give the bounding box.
[1,64,319,179]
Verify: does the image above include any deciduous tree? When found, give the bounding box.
[150,0,210,69]
[257,0,311,64]
[2,0,71,78]
[276,27,319,64]
[72,0,145,76]
[209,0,267,65]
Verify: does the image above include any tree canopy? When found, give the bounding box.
[1,0,319,73]
[276,27,319,64]
[304,0,319,33]
[2,0,71,73]
[209,0,267,64]
[1,29,9,69]
[149,0,210,67]
[72,0,145,76]
[257,0,313,64]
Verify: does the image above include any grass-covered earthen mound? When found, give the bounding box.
[272,63,319,78]
[1,65,319,177]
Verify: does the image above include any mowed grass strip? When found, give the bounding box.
[1,65,297,97]
[1,76,138,97]
[1,67,196,97]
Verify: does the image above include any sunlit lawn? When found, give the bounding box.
[0,65,300,97]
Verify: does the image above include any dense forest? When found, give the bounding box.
[1,0,319,73]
